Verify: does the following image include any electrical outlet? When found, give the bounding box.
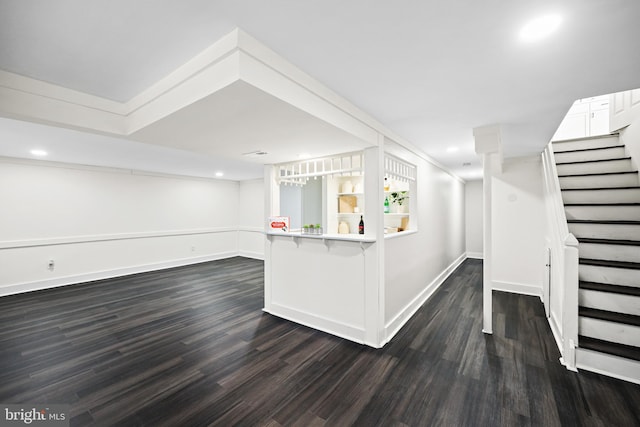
[191,246,196,252]
[48,259,55,270]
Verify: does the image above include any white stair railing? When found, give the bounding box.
[541,142,579,371]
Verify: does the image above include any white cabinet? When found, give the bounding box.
[610,88,640,132]
[328,174,365,235]
[383,154,416,234]
[275,150,416,236]
[590,97,610,136]
[552,95,610,141]
[384,189,410,233]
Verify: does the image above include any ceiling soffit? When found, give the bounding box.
[0,28,461,179]
[0,29,377,145]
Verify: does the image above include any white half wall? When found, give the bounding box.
[491,156,545,296]
[0,158,241,296]
[266,236,374,344]
[465,179,483,258]
[238,178,265,259]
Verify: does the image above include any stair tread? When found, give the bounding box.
[564,202,640,206]
[578,237,640,246]
[553,144,624,154]
[580,281,640,297]
[556,157,631,166]
[579,306,640,327]
[568,219,640,225]
[579,258,640,270]
[552,133,619,144]
[558,170,638,178]
[579,335,640,362]
[561,186,640,191]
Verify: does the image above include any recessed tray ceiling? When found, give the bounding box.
[130,80,373,166]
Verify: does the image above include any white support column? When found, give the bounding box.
[481,154,494,334]
[263,164,279,313]
[363,139,385,346]
[474,125,503,335]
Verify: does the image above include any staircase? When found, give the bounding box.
[553,133,640,382]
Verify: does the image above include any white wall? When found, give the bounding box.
[465,179,483,258]
[0,158,243,296]
[383,145,466,339]
[491,156,545,296]
[611,88,640,170]
[620,115,640,172]
[238,178,265,259]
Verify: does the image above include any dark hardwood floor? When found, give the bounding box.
[1,257,639,426]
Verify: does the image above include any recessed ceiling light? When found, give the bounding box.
[215,171,224,177]
[446,147,459,153]
[520,14,562,42]
[30,149,48,156]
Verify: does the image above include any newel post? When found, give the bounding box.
[562,233,579,371]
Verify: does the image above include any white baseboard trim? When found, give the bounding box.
[383,252,467,346]
[577,348,640,385]
[545,306,579,372]
[548,312,564,359]
[466,251,483,259]
[238,250,264,260]
[0,251,238,298]
[493,280,542,297]
[265,303,366,345]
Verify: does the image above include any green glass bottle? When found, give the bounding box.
[384,196,390,213]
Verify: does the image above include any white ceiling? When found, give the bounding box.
[130,81,373,166]
[0,116,262,181]
[1,1,639,181]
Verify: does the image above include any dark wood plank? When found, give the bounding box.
[1,257,639,426]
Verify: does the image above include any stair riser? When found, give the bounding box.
[556,159,633,176]
[579,265,640,287]
[569,223,640,240]
[559,174,640,189]
[579,243,640,263]
[580,289,640,316]
[554,147,627,163]
[565,205,640,221]
[579,317,640,347]
[562,188,640,204]
[576,348,640,385]
[553,136,620,152]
